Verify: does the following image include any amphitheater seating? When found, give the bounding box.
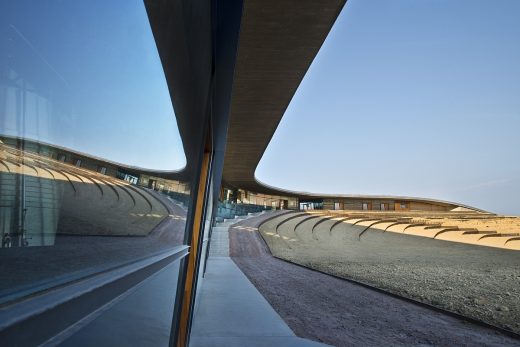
[258,210,520,251]
[0,144,169,246]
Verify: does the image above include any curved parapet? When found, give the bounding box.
[504,237,520,250]
[311,215,336,232]
[274,212,306,232]
[358,219,399,239]
[277,214,317,246]
[352,217,382,226]
[294,214,326,231]
[478,233,520,248]
[330,216,370,232]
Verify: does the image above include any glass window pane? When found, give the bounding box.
[0,1,192,344]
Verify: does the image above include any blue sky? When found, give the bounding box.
[1,1,519,214]
[256,0,520,215]
[0,0,186,170]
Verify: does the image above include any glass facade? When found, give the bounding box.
[2,1,517,346]
[0,1,200,345]
[0,0,246,344]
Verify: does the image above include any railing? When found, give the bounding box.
[216,201,270,222]
[164,191,190,207]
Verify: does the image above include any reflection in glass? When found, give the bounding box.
[0,137,190,301]
[0,1,189,318]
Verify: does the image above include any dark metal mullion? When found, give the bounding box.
[168,142,209,347]
[184,148,214,346]
[169,78,215,346]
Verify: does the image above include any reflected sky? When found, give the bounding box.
[0,0,185,170]
[256,0,520,215]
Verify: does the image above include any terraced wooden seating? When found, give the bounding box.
[274,211,307,232]
[313,216,354,243]
[294,213,326,231]
[478,233,520,248]
[0,145,169,245]
[330,215,370,232]
[311,215,336,232]
[259,210,520,251]
[504,236,520,250]
[436,229,495,244]
[258,212,298,255]
[358,219,400,239]
[277,213,317,247]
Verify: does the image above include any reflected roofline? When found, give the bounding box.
[0,134,187,179]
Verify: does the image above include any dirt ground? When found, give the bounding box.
[229,212,520,346]
[258,212,520,335]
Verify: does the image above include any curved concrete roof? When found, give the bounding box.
[0,135,185,180]
[222,0,346,193]
[218,1,486,212]
[254,178,489,213]
[147,1,484,212]
[1,1,484,213]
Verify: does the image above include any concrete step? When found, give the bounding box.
[209,227,230,257]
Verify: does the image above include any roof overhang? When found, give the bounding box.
[222,0,347,194]
[145,0,486,212]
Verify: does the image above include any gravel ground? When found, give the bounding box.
[230,212,520,346]
[259,213,520,335]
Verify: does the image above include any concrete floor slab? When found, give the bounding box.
[190,336,329,347]
[208,227,230,257]
[58,261,180,347]
[190,257,328,347]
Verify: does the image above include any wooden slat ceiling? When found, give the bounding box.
[222,0,347,195]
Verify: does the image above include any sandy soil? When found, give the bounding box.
[431,216,520,234]
[229,213,520,346]
[259,212,520,335]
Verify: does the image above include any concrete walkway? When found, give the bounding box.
[190,217,328,347]
[208,215,251,257]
